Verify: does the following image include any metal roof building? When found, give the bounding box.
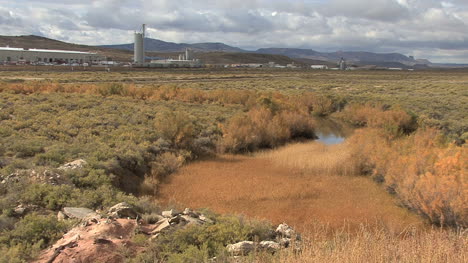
[0,47,103,64]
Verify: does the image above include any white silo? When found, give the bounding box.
[134,24,145,64]
[185,48,192,61]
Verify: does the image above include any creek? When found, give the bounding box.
[313,117,353,145]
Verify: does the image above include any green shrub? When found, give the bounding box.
[166,244,210,263]
[34,149,67,166]
[0,214,16,232]
[21,184,78,210]
[154,110,196,149]
[137,214,272,261]
[66,168,113,189]
[10,139,45,158]
[97,83,125,97]
[0,213,68,249]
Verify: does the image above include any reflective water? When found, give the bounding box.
[314,118,353,145]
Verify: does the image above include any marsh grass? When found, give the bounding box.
[258,141,358,176]
[276,226,467,263]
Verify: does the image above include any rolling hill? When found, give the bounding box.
[255,48,430,66]
[0,35,134,61]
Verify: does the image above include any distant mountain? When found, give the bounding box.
[256,48,429,66]
[100,38,245,53]
[102,39,432,66]
[1,35,450,66]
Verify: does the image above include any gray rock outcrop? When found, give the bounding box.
[108,202,139,219]
[162,209,180,218]
[259,241,281,253]
[59,159,87,170]
[226,241,255,256]
[63,207,99,220]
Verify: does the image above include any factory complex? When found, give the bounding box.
[133,24,202,68]
[0,47,103,65]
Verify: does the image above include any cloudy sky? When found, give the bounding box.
[1,0,467,63]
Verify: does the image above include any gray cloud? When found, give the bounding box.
[0,0,467,63]
[323,0,411,21]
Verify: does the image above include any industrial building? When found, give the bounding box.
[311,65,328,70]
[149,48,202,68]
[0,47,103,64]
[133,24,203,68]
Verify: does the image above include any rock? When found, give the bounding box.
[57,211,67,221]
[93,238,113,245]
[14,205,27,216]
[199,214,214,224]
[59,159,87,170]
[150,219,171,234]
[169,215,185,224]
[278,237,290,248]
[63,207,99,220]
[162,209,180,218]
[226,241,254,256]
[259,241,281,253]
[108,202,139,219]
[183,208,199,218]
[35,218,139,263]
[181,215,204,226]
[275,223,295,238]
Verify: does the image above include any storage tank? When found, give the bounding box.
[185,48,192,61]
[134,24,145,64]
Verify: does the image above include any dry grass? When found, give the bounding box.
[275,227,467,263]
[158,142,425,233]
[258,141,358,176]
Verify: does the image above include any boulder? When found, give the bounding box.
[108,202,139,219]
[63,207,99,220]
[226,241,254,256]
[259,241,281,253]
[59,159,87,170]
[150,219,171,234]
[275,223,295,238]
[162,209,180,218]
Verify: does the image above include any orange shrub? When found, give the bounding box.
[335,103,417,139]
[221,107,315,153]
[348,127,467,227]
[297,93,335,116]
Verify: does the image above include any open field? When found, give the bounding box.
[0,68,466,262]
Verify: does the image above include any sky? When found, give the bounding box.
[1,0,467,63]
